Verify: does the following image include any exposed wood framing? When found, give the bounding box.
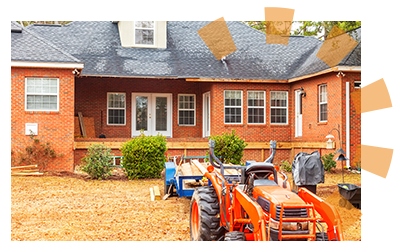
[74,140,332,150]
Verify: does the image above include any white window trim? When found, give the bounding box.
[319,84,328,122]
[247,91,266,125]
[224,90,243,125]
[25,77,59,112]
[270,91,288,125]
[178,94,196,126]
[107,92,126,126]
[134,21,156,47]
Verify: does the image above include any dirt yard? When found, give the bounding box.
[11,170,361,241]
[11,172,191,241]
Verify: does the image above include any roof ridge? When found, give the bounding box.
[22,25,81,63]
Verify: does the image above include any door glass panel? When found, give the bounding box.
[136,96,148,131]
[155,97,167,131]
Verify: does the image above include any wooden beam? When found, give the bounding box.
[192,160,208,175]
[74,141,332,150]
[153,186,161,200]
[78,112,87,138]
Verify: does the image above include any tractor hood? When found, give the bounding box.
[253,185,306,206]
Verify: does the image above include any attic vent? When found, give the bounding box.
[33,24,62,27]
[11,28,22,33]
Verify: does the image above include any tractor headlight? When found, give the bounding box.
[269,219,309,231]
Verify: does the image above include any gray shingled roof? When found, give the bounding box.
[11,21,80,64]
[16,21,360,80]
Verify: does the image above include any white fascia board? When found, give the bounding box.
[335,66,361,72]
[11,61,84,69]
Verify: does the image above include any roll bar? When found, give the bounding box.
[264,140,277,164]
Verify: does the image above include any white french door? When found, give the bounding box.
[132,93,172,137]
[203,92,210,137]
[295,90,302,137]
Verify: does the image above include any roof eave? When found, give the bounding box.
[11,61,84,69]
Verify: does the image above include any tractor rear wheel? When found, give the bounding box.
[190,186,226,241]
[224,231,246,241]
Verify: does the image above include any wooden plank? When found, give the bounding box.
[11,172,43,176]
[78,112,87,138]
[192,160,207,175]
[180,163,193,176]
[74,117,82,137]
[83,117,95,138]
[11,165,38,170]
[153,186,161,200]
[74,140,330,150]
[149,187,155,201]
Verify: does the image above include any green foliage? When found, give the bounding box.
[81,144,114,180]
[207,130,248,165]
[280,160,292,172]
[321,153,337,172]
[121,133,167,179]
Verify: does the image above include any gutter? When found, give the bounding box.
[346,81,350,167]
[11,61,84,69]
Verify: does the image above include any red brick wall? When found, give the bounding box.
[75,77,204,138]
[210,82,292,142]
[11,67,75,171]
[290,72,343,143]
[290,72,361,167]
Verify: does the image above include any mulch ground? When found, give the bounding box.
[11,169,361,241]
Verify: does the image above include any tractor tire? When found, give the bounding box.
[316,232,329,241]
[224,231,246,241]
[189,186,226,241]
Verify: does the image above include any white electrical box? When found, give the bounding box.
[25,123,38,135]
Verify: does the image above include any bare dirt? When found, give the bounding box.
[11,169,361,241]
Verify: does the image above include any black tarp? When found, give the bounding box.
[292,151,325,186]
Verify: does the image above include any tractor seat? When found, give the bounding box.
[245,162,278,183]
[245,162,275,175]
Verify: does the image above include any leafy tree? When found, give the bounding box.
[242,21,361,40]
[17,21,71,27]
[291,21,361,40]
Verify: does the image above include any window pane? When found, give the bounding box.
[135,29,154,45]
[108,93,125,108]
[178,95,195,125]
[136,96,148,129]
[156,97,167,131]
[109,109,125,125]
[135,21,154,28]
[320,103,328,121]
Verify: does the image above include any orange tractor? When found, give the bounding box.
[189,140,343,241]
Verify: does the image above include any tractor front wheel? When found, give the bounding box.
[189,186,226,241]
[224,231,246,241]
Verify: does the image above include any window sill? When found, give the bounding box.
[25,111,59,114]
[270,124,289,127]
[224,124,244,127]
[317,121,328,125]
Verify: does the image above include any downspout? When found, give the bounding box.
[346,81,350,167]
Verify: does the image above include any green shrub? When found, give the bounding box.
[321,153,337,172]
[280,160,292,172]
[121,132,167,179]
[81,144,114,179]
[207,130,248,165]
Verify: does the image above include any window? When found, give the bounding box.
[270,91,288,124]
[25,78,58,111]
[107,93,126,125]
[135,21,154,45]
[224,90,242,124]
[319,85,328,122]
[248,91,265,124]
[354,81,361,89]
[178,94,195,125]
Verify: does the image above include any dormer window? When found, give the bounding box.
[135,21,155,45]
[117,21,167,49]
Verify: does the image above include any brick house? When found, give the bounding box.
[11,21,361,171]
